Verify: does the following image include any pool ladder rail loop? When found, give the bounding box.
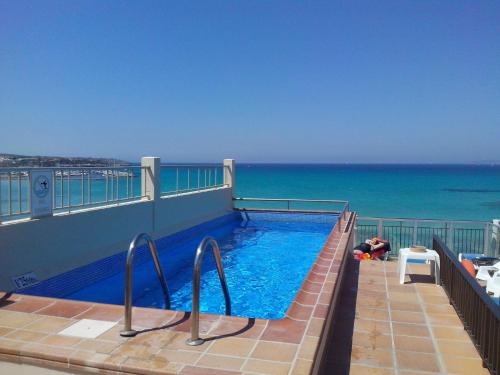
[186,236,231,346]
[120,233,171,337]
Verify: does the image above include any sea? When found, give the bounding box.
[234,164,500,222]
[1,164,500,222]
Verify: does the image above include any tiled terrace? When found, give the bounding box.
[0,220,492,375]
[324,259,490,375]
[0,216,352,375]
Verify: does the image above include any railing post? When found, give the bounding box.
[413,220,418,245]
[142,157,160,231]
[482,223,489,256]
[446,222,454,250]
[0,174,2,225]
[377,219,383,239]
[141,157,160,202]
[495,220,500,258]
[223,159,235,207]
[353,219,357,245]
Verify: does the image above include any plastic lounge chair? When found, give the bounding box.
[486,271,500,298]
[458,254,500,270]
[476,266,499,281]
[459,253,484,263]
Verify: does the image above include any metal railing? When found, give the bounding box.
[186,237,231,346]
[160,164,228,196]
[0,170,31,219]
[433,236,500,374]
[234,197,349,232]
[52,166,148,212]
[233,197,349,214]
[1,166,150,222]
[356,216,500,258]
[121,233,171,337]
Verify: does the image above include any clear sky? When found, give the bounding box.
[1,1,499,163]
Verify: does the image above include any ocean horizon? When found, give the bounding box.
[1,163,499,222]
[234,163,500,222]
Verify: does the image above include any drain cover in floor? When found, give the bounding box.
[58,319,117,339]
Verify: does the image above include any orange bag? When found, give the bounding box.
[461,259,476,277]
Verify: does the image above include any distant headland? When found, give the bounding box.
[0,153,130,168]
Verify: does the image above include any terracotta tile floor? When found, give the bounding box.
[323,259,491,375]
[4,217,488,375]
[0,215,355,374]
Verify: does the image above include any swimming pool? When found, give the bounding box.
[22,211,337,319]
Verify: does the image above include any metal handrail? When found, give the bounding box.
[338,204,349,231]
[159,164,225,167]
[234,197,349,232]
[186,236,231,346]
[160,165,229,196]
[234,197,349,213]
[120,233,171,337]
[234,197,349,205]
[358,215,493,225]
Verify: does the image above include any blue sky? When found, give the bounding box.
[1,1,499,163]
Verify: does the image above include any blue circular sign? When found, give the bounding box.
[33,175,50,198]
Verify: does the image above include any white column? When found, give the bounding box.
[141,157,160,202]
[494,220,500,258]
[223,159,235,208]
[223,159,235,189]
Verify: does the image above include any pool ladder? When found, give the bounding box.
[120,233,171,337]
[119,234,231,344]
[186,236,231,346]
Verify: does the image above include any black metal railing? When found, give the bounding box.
[356,217,498,257]
[433,236,500,374]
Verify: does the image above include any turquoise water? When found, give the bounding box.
[62,213,335,319]
[2,164,500,221]
[235,164,500,221]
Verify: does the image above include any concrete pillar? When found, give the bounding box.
[493,220,500,258]
[141,157,161,202]
[223,159,235,190]
[223,159,235,208]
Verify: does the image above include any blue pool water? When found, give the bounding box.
[38,212,336,319]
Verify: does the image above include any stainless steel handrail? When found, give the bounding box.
[234,197,349,205]
[160,165,229,196]
[120,233,171,337]
[338,203,349,231]
[186,236,231,346]
[358,215,493,225]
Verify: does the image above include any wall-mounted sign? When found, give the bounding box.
[12,271,39,289]
[30,170,53,218]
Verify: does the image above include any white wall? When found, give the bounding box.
[0,187,233,291]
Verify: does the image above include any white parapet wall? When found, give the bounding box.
[0,157,234,292]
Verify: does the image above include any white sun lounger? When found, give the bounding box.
[476,266,500,281]
[486,272,500,298]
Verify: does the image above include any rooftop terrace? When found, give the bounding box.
[0,257,491,374]
[326,260,489,375]
[0,159,498,374]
